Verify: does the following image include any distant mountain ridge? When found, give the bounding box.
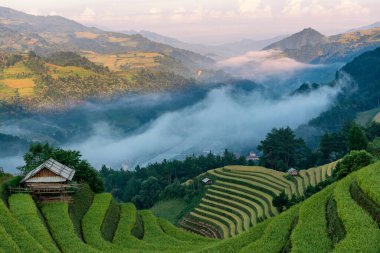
[0,6,214,77]
[264,28,326,51]
[122,30,286,59]
[265,26,380,63]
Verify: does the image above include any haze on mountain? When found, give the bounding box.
[1,5,380,172]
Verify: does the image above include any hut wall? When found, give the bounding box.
[33,168,58,178]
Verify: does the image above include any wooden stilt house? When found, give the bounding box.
[20,158,76,202]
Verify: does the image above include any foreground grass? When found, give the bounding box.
[9,194,60,253]
[150,198,187,224]
[41,202,100,253]
[333,175,380,253]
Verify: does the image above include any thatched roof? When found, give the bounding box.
[21,158,75,183]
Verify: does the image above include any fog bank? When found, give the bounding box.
[70,82,343,170]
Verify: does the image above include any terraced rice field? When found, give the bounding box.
[0,61,36,99]
[0,78,36,98]
[0,161,379,252]
[2,61,33,78]
[46,64,99,78]
[82,52,163,71]
[184,162,338,238]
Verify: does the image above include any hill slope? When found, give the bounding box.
[0,52,194,111]
[309,46,380,131]
[1,161,379,252]
[0,6,214,77]
[265,27,380,63]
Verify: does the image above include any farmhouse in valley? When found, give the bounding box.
[246,152,260,161]
[202,177,213,185]
[287,168,298,176]
[20,158,76,202]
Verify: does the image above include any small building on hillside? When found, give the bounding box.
[246,152,260,161]
[287,168,298,176]
[20,158,76,202]
[202,177,213,185]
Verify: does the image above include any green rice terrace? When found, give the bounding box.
[0,160,379,253]
[181,162,338,238]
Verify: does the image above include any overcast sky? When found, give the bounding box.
[1,0,379,44]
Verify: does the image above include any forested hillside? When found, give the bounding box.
[0,51,194,111]
[307,47,380,132]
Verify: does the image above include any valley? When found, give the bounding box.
[1,3,380,253]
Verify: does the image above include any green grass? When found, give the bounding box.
[150,198,187,224]
[203,193,253,228]
[291,185,334,253]
[0,199,46,253]
[240,206,299,253]
[184,162,338,240]
[81,193,121,252]
[190,211,228,239]
[158,218,215,243]
[41,202,100,253]
[193,220,269,253]
[101,198,120,241]
[333,175,380,253]
[0,223,21,253]
[356,162,380,206]
[69,183,94,239]
[1,161,379,253]
[9,194,60,253]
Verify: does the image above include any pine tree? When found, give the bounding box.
[348,124,368,151]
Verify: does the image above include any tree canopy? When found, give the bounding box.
[348,124,368,151]
[257,127,312,171]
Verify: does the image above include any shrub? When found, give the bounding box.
[334,150,374,179]
[1,176,21,202]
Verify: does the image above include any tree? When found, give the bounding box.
[258,127,311,171]
[368,137,380,158]
[365,122,380,141]
[20,143,104,193]
[132,176,161,208]
[348,124,368,151]
[318,132,348,163]
[334,150,374,179]
[272,191,289,212]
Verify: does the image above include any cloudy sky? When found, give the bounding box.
[1,0,379,44]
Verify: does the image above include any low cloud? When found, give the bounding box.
[70,82,343,170]
[0,156,24,174]
[217,50,319,81]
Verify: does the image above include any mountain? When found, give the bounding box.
[123,30,285,59]
[307,47,380,131]
[348,21,380,32]
[264,28,327,51]
[0,6,214,76]
[265,27,380,63]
